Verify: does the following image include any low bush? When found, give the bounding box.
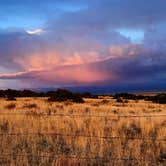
[112,93,166,104]
[145,93,166,104]
[101,99,110,104]
[116,97,123,103]
[6,96,16,101]
[48,89,84,103]
[72,93,85,103]
[5,103,16,110]
[112,93,144,100]
[23,103,38,109]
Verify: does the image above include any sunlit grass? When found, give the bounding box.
[0,97,165,165]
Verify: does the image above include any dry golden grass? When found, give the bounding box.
[0,97,165,166]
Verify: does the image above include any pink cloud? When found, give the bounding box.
[14,50,102,71]
[0,62,113,86]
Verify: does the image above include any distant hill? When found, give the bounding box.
[33,83,166,95]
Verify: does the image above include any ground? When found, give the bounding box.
[0,97,165,166]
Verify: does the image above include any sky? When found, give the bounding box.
[0,0,166,92]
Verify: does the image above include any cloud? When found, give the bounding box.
[0,0,166,89]
[26,29,46,35]
[46,0,166,32]
[0,63,112,86]
[0,42,166,87]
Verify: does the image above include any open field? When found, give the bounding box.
[0,97,165,166]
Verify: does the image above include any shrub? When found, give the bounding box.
[23,103,38,109]
[112,93,166,104]
[72,93,84,103]
[48,89,73,102]
[101,99,109,104]
[21,90,37,97]
[6,96,16,101]
[48,89,84,103]
[152,93,166,104]
[124,123,142,137]
[0,121,9,132]
[116,97,123,103]
[112,93,145,101]
[145,93,166,104]
[5,103,16,110]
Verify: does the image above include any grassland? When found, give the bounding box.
[0,97,165,166]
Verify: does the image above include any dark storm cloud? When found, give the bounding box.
[47,0,166,31]
[1,0,166,29]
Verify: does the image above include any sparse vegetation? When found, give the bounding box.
[5,103,16,110]
[48,89,84,103]
[112,92,166,104]
[1,89,165,104]
[116,97,124,103]
[22,103,38,109]
[6,96,16,101]
[0,93,165,165]
[146,93,166,104]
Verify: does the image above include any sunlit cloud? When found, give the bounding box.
[26,28,45,35]
[0,63,112,86]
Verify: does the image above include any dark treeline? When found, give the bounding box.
[0,89,45,98]
[0,89,98,98]
[0,89,165,104]
[112,93,166,104]
[0,89,98,103]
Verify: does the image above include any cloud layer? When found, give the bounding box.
[0,0,166,90]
